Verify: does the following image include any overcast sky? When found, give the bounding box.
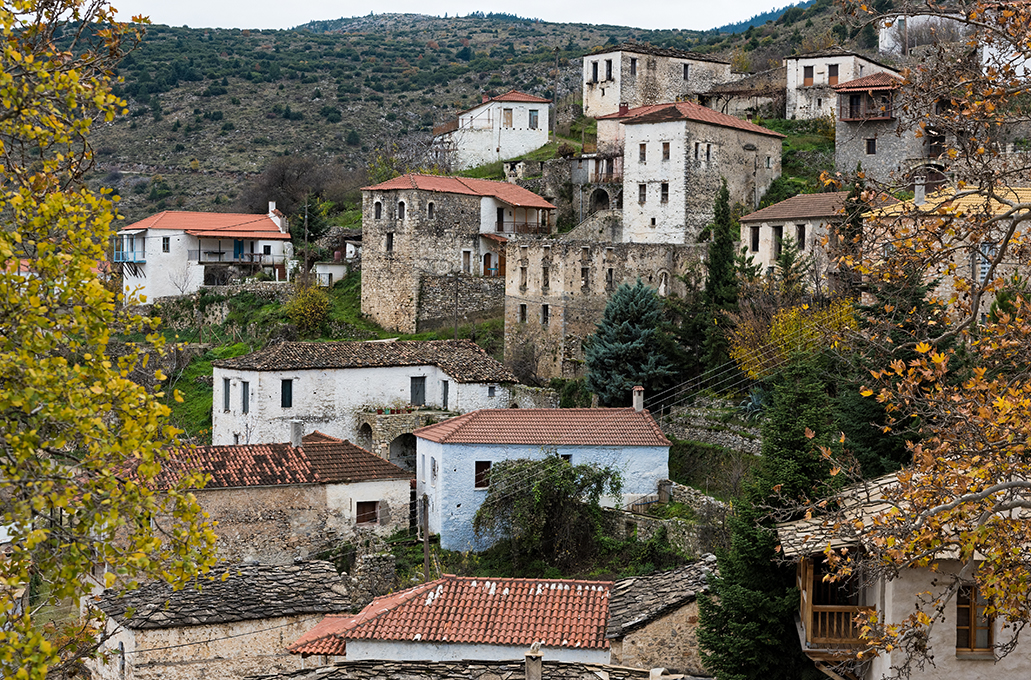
[111,1,795,33]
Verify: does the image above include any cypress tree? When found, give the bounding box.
[702,179,739,368]
[698,355,835,680]
[585,279,677,407]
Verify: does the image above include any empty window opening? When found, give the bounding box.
[750,226,760,252]
[462,250,471,273]
[281,379,293,408]
[773,225,783,258]
[386,232,394,252]
[591,61,598,82]
[356,501,379,524]
[581,267,589,285]
[796,224,807,250]
[683,63,690,80]
[662,142,670,160]
[541,304,550,325]
[605,59,612,80]
[650,217,656,226]
[606,268,614,288]
[223,378,230,411]
[639,143,646,162]
[374,201,382,219]
[397,201,405,219]
[638,184,647,204]
[561,454,572,463]
[630,58,637,76]
[866,138,877,155]
[660,182,669,203]
[518,303,527,323]
[475,461,492,488]
[241,381,249,414]
[263,244,271,255]
[519,265,527,288]
[694,142,700,159]
[542,265,550,289]
[706,144,711,161]
[427,202,435,218]
[488,385,496,398]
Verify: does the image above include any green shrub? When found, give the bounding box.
[287,285,330,336]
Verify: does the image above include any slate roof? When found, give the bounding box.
[117,210,290,239]
[586,41,729,65]
[212,339,519,384]
[617,102,785,139]
[739,192,850,224]
[606,556,717,639]
[413,408,671,447]
[289,574,612,656]
[362,174,556,210]
[253,659,696,680]
[158,433,412,489]
[99,561,351,629]
[834,71,904,92]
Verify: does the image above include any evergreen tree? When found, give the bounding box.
[702,179,739,368]
[585,279,677,406]
[698,355,835,680]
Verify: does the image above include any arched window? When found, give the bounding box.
[428,202,435,218]
[374,201,382,219]
[398,201,406,220]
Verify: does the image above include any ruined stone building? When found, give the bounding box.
[698,66,787,119]
[360,174,556,334]
[503,238,704,380]
[432,90,551,170]
[785,49,898,120]
[582,43,735,118]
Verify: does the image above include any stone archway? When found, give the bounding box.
[357,423,373,452]
[590,188,610,212]
[389,433,417,472]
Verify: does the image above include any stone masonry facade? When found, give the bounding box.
[416,274,505,331]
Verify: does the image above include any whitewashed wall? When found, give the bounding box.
[347,638,608,664]
[785,54,896,120]
[621,119,689,244]
[446,101,549,170]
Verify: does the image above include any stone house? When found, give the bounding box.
[620,101,784,243]
[432,90,551,170]
[93,561,352,680]
[289,574,613,664]
[582,42,734,118]
[158,431,413,564]
[210,339,522,467]
[607,557,717,676]
[413,405,670,551]
[698,66,787,119]
[114,203,292,302]
[360,174,556,334]
[502,238,703,381]
[784,50,898,120]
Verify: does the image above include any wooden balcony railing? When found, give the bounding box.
[495,221,550,235]
[809,605,875,645]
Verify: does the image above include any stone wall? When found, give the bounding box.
[609,601,706,676]
[416,274,505,332]
[607,509,698,557]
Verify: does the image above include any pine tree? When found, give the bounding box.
[702,179,739,368]
[585,279,677,406]
[698,355,835,680]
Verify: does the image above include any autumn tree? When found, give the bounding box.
[0,3,217,678]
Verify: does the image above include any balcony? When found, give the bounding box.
[495,221,550,235]
[808,605,874,645]
[187,250,283,264]
[590,171,622,183]
[113,251,146,263]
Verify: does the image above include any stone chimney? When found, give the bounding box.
[618,102,629,116]
[483,93,492,103]
[913,174,926,206]
[289,420,303,448]
[525,647,543,680]
[649,670,669,680]
[633,386,644,412]
[268,201,287,232]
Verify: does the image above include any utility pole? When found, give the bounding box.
[552,46,560,142]
[421,494,430,581]
[454,271,459,340]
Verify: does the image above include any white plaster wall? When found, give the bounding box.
[415,438,669,551]
[348,639,608,664]
[212,365,515,446]
[479,196,544,234]
[622,120,688,244]
[325,478,412,536]
[786,55,896,120]
[597,117,626,156]
[583,50,623,119]
[448,101,549,170]
[739,217,831,274]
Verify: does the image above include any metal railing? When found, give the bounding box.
[495,221,551,235]
[113,251,146,263]
[187,250,283,264]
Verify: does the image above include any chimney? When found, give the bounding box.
[633,386,644,412]
[268,200,276,215]
[525,648,543,680]
[289,420,303,448]
[649,670,669,680]
[618,102,629,116]
[483,93,491,103]
[913,174,926,206]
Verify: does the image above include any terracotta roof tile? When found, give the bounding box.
[158,437,412,489]
[413,408,670,447]
[117,210,290,239]
[739,192,850,223]
[483,89,551,104]
[609,102,785,138]
[361,174,556,209]
[289,575,612,656]
[834,71,904,92]
[212,339,518,384]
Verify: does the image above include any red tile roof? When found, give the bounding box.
[362,174,556,210]
[739,192,850,224]
[118,210,290,239]
[485,89,551,104]
[212,339,518,384]
[159,435,412,489]
[289,575,612,656]
[619,102,785,138]
[413,408,671,447]
[834,71,904,92]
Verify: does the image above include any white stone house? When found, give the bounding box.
[114,203,292,302]
[413,405,670,551]
[620,101,784,243]
[289,574,613,664]
[211,339,521,467]
[158,431,413,564]
[94,561,352,680]
[432,90,551,170]
[785,50,899,120]
[582,42,734,118]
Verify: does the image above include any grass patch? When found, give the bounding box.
[755,117,836,193]
[668,437,758,502]
[458,160,505,181]
[166,342,253,444]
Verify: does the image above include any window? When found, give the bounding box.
[431,457,438,485]
[803,65,814,86]
[560,454,572,463]
[706,144,711,161]
[828,64,839,85]
[978,243,998,284]
[662,142,670,160]
[630,58,637,76]
[683,63,690,80]
[766,156,772,168]
[817,97,823,108]
[397,201,406,219]
[605,59,612,80]
[518,303,527,323]
[223,378,230,412]
[957,585,993,652]
[356,501,379,524]
[503,108,513,127]
[281,379,293,408]
[541,304,550,325]
[411,376,426,406]
[866,138,877,155]
[519,265,527,288]
[162,236,170,253]
[441,380,449,409]
[638,183,647,204]
[660,182,669,203]
[462,250,471,273]
[606,267,614,289]
[750,226,760,253]
[241,381,249,414]
[234,433,240,445]
[488,385,496,398]
[428,201,435,218]
[374,201,382,219]
[694,142,700,159]
[263,244,271,255]
[386,232,394,252]
[796,224,807,250]
[542,265,550,289]
[580,267,589,287]
[773,225,783,258]
[529,109,539,129]
[591,61,598,83]
[475,461,491,488]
